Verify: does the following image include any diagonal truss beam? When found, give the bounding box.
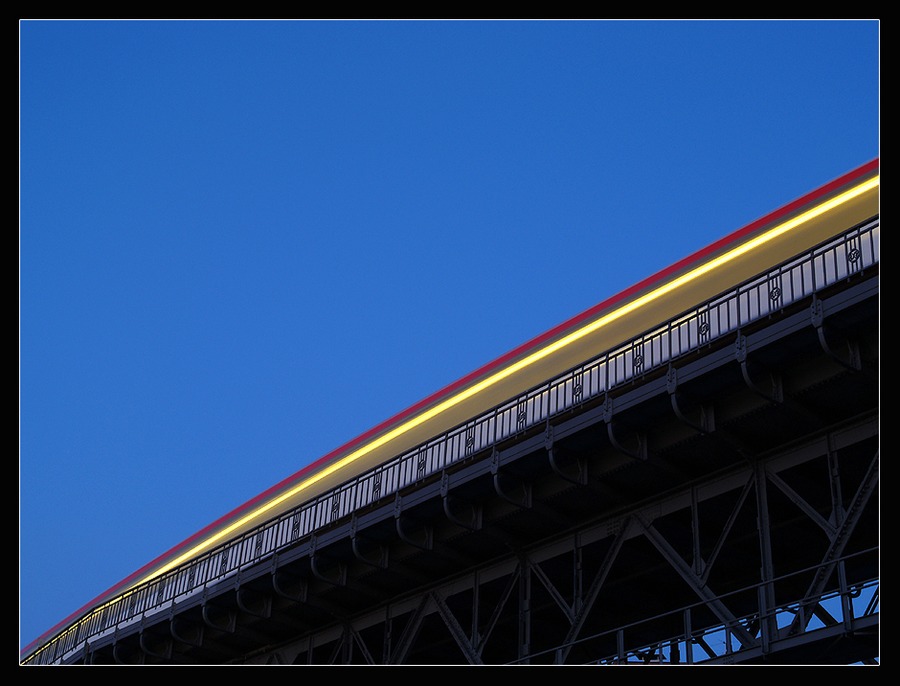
[639,517,758,648]
[431,591,484,664]
[555,518,633,664]
[785,450,879,637]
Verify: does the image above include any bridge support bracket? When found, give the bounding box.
[441,472,483,531]
[604,396,648,461]
[272,568,308,602]
[310,534,347,586]
[394,495,434,550]
[736,336,784,403]
[201,603,236,633]
[546,426,587,485]
[491,448,532,508]
[139,631,173,660]
[811,298,862,371]
[236,587,272,618]
[351,514,390,568]
[170,615,204,647]
[668,367,715,435]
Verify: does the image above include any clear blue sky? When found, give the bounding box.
[19,19,879,653]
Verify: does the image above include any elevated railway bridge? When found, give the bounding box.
[21,162,879,666]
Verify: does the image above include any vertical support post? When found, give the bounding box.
[757,586,770,655]
[755,461,776,653]
[518,557,531,664]
[684,608,693,664]
[670,638,680,664]
[383,606,392,665]
[574,537,583,615]
[341,625,352,664]
[691,485,703,577]
[472,571,481,650]
[828,435,844,529]
[839,561,854,632]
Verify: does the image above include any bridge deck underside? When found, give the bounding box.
[79,272,879,666]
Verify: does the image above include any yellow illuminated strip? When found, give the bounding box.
[137,174,878,584]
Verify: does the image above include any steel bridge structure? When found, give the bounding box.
[22,213,879,666]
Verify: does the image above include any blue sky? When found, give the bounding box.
[19,19,879,653]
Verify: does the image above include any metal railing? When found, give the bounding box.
[23,217,879,665]
[591,557,879,665]
[509,549,880,665]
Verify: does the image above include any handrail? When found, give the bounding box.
[22,217,880,665]
[503,547,880,665]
